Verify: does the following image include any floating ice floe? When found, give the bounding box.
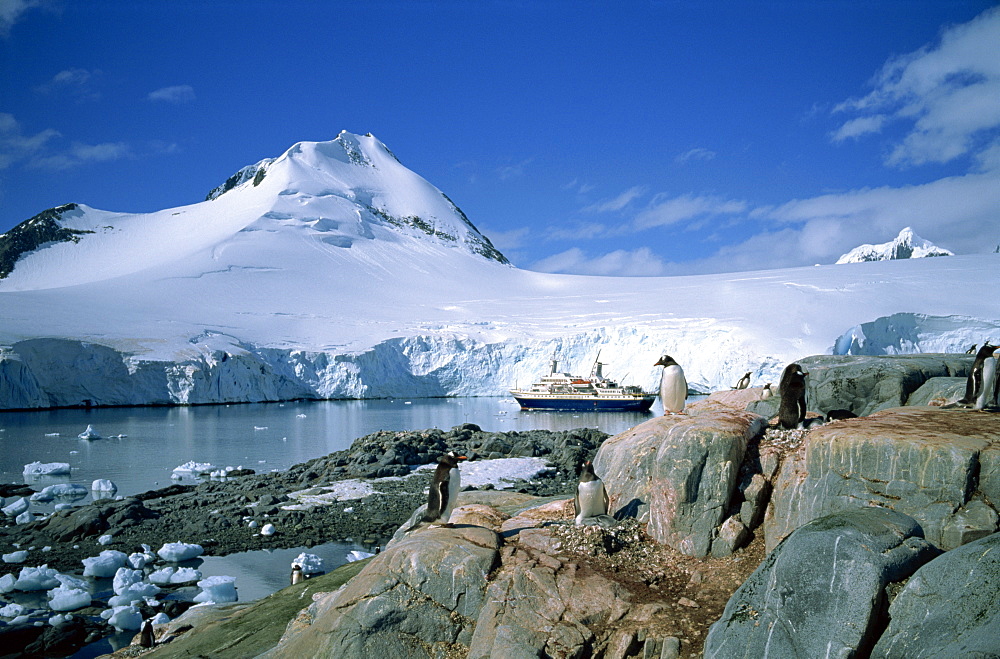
[30,484,89,502]
[91,479,117,493]
[0,602,25,617]
[23,461,71,477]
[193,575,237,604]
[78,425,101,440]
[106,604,143,631]
[156,542,203,562]
[12,565,61,591]
[44,433,60,437]
[345,550,375,563]
[82,550,129,578]
[2,550,29,564]
[171,461,217,478]
[48,583,91,611]
[49,613,74,626]
[291,552,324,575]
[148,566,202,585]
[0,573,15,593]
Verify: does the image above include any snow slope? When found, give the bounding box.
[1,132,998,409]
[836,227,953,264]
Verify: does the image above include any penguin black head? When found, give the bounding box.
[654,355,679,367]
[579,460,599,481]
[439,451,468,468]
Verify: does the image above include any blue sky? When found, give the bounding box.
[2,0,998,275]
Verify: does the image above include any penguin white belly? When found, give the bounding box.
[976,357,997,410]
[438,466,462,524]
[660,364,687,413]
[575,480,607,524]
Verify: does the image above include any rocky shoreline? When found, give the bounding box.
[1,424,607,575]
[0,424,608,656]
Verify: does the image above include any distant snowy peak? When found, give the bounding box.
[204,130,508,263]
[0,131,508,286]
[836,227,953,264]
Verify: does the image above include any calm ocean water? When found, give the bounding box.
[0,396,658,501]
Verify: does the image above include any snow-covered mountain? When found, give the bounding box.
[1,132,998,410]
[836,227,953,264]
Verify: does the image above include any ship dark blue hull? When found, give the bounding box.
[513,394,655,412]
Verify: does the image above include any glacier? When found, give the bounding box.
[1,131,999,410]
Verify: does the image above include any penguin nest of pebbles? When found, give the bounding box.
[759,426,809,451]
[548,519,681,582]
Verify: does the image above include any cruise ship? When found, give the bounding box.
[510,353,655,411]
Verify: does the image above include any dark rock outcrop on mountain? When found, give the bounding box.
[0,204,92,279]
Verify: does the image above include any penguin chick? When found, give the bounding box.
[778,363,808,429]
[655,355,687,414]
[421,451,467,528]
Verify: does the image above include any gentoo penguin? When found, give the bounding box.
[574,461,610,525]
[825,409,857,422]
[960,344,997,405]
[735,372,751,390]
[422,451,467,527]
[761,383,773,399]
[975,352,998,410]
[966,344,978,355]
[655,354,687,414]
[290,564,304,585]
[777,363,808,429]
[138,619,154,648]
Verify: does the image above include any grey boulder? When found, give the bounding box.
[705,507,936,659]
[872,531,1000,658]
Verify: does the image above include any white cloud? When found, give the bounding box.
[495,158,533,181]
[530,246,669,277]
[29,141,130,170]
[0,113,59,169]
[633,193,747,230]
[0,0,48,37]
[832,7,1000,167]
[675,147,716,163]
[582,186,645,213]
[830,115,887,142]
[148,85,196,103]
[34,68,101,100]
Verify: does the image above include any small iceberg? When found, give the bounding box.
[171,461,217,478]
[78,425,101,440]
[23,462,72,477]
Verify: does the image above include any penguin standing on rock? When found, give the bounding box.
[966,344,978,355]
[778,363,808,429]
[761,383,773,399]
[138,619,154,648]
[420,451,467,528]
[655,355,687,414]
[975,351,998,410]
[574,461,613,527]
[960,344,997,405]
[735,372,751,390]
